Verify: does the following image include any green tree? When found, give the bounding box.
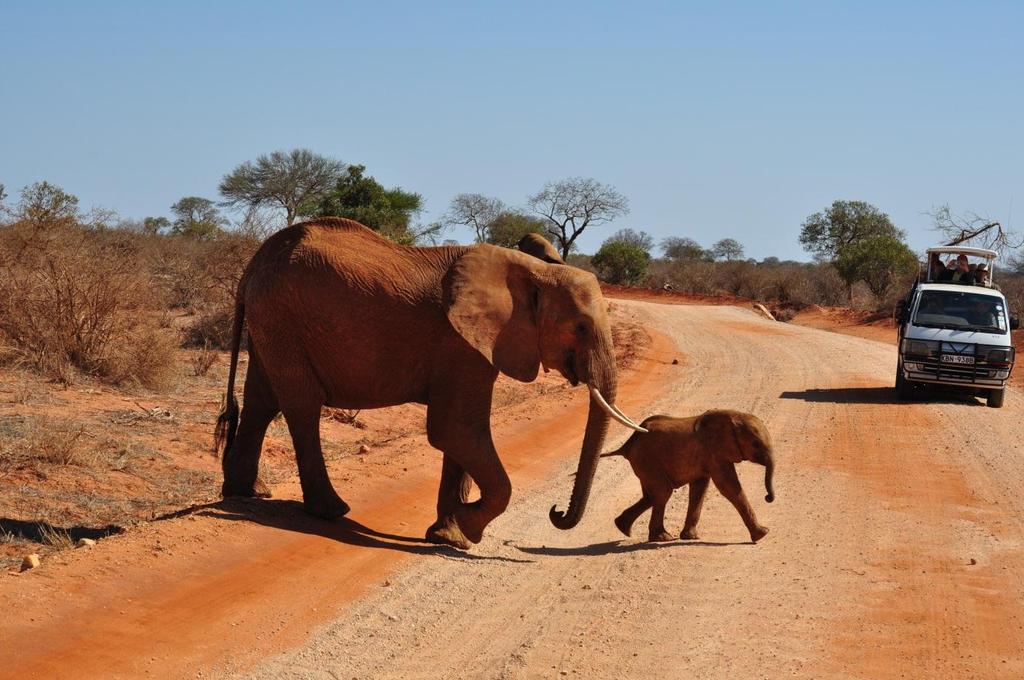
[591,240,651,285]
[834,236,918,302]
[143,216,171,235]
[14,181,79,226]
[486,211,546,247]
[799,200,903,261]
[528,177,629,260]
[220,149,345,226]
[712,238,744,261]
[606,228,654,253]
[307,165,424,243]
[661,236,710,261]
[170,197,225,239]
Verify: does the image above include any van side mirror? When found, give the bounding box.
[1011,315,1020,331]
[896,300,908,324]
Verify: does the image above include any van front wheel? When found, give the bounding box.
[895,360,913,400]
[987,389,1005,408]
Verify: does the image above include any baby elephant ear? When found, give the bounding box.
[444,245,542,382]
[695,410,744,461]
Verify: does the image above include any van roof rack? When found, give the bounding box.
[925,246,998,260]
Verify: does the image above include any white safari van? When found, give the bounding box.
[896,247,1019,408]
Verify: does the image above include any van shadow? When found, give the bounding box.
[779,386,983,406]
[173,498,533,564]
[517,538,751,557]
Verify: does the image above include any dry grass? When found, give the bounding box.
[322,407,365,428]
[37,523,74,550]
[0,416,92,468]
[190,343,219,377]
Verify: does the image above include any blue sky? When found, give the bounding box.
[2,1,1022,260]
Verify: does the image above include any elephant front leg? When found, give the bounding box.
[425,382,510,549]
[680,477,710,540]
[711,464,768,543]
[425,455,474,550]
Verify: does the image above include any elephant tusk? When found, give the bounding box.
[589,387,648,432]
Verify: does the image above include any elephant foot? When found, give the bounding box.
[749,525,769,543]
[222,475,272,499]
[425,518,472,551]
[252,476,273,498]
[614,513,633,537]
[680,527,700,540]
[303,491,351,520]
[648,530,675,543]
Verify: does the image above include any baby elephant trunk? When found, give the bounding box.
[763,454,775,503]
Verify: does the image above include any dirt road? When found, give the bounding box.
[4,300,1024,679]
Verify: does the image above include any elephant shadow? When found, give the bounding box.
[516,538,751,558]
[182,498,532,564]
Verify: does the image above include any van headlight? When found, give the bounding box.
[904,362,923,372]
[986,347,1015,366]
[902,339,939,357]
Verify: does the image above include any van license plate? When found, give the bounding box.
[941,355,975,365]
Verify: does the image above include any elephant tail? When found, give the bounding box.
[213,293,245,458]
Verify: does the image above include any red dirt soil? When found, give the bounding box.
[0,311,677,678]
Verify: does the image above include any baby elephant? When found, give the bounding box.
[605,409,776,543]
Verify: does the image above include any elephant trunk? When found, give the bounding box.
[763,450,775,503]
[549,345,617,530]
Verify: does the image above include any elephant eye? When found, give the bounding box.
[575,322,587,336]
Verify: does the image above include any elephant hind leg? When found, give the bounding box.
[645,481,675,543]
[274,377,349,520]
[614,492,653,537]
[223,348,279,498]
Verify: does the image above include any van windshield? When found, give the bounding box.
[914,290,1007,333]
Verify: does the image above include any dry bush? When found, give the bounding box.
[322,407,365,428]
[190,342,219,376]
[185,308,236,349]
[0,221,177,388]
[0,415,93,468]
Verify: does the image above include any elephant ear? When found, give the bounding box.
[695,410,745,463]
[444,245,541,382]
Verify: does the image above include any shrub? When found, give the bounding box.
[0,220,177,388]
[591,241,651,285]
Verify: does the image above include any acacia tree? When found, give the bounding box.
[527,177,629,260]
[799,200,903,261]
[712,238,744,261]
[444,193,507,243]
[170,197,226,240]
[486,211,546,247]
[219,148,345,226]
[13,181,79,227]
[606,228,654,253]
[661,236,710,261]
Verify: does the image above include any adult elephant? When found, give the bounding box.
[215,218,646,549]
